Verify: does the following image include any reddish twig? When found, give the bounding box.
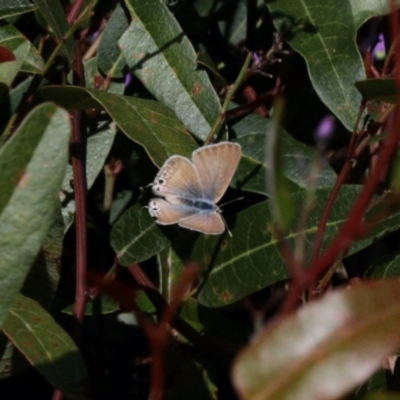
[67,0,87,25]
[280,5,400,316]
[128,264,221,400]
[70,44,88,340]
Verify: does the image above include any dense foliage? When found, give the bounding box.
[1,0,400,399]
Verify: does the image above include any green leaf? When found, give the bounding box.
[218,0,265,46]
[21,202,63,309]
[232,280,400,400]
[350,0,400,27]
[0,331,28,378]
[82,57,125,94]
[0,34,29,97]
[97,3,129,78]
[0,76,32,128]
[0,0,36,20]
[120,0,221,140]
[0,24,44,85]
[0,102,70,329]
[42,85,197,167]
[32,0,74,61]
[196,186,362,307]
[367,253,400,279]
[110,204,171,265]
[62,294,119,316]
[2,294,87,398]
[355,79,397,104]
[266,0,366,131]
[231,110,337,194]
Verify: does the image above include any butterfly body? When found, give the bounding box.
[148,142,241,235]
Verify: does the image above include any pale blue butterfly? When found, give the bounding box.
[148,142,242,235]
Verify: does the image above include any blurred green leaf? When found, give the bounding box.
[232,280,400,400]
[367,253,400,279]
[120,0,221,140]
[355,79,397,104]
[0,102,70,329]
[3,294,87,398]
[42,85,197,166]
[164,342,215,400]
[111,204,171,265]
[32,0,74,61]
[363,393,400,400]
[0,0,36,20]
[97,3,129,78]
[266,97,295,230]
[62,293,119,316]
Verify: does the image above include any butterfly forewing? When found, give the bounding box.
[152,156,203,203]
[192,143,241,203]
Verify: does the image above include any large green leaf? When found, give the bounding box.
[0,0,36,20]
[120,0,221,140]
[32,0,74,61]
[232,280,400,400]
[2,294,87,398]
[196,186,361,306]
[265,0,365,131]
[42,85,197,166]
[0,102,70,329]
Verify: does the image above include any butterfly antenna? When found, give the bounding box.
[219,196,244,209]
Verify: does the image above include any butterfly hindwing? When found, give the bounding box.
[192,143,241,203]
[178,211,225,235]
[149,199,225,235]
[148,198,224,234]
[148,198,196,224]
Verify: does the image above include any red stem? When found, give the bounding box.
[67,0,86,25]
[70,44,88,338]
[280,6,400,316]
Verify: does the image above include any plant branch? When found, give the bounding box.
[280,7,400,316]
[205,52,252,144]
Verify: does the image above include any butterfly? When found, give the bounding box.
[148,142,242,235]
